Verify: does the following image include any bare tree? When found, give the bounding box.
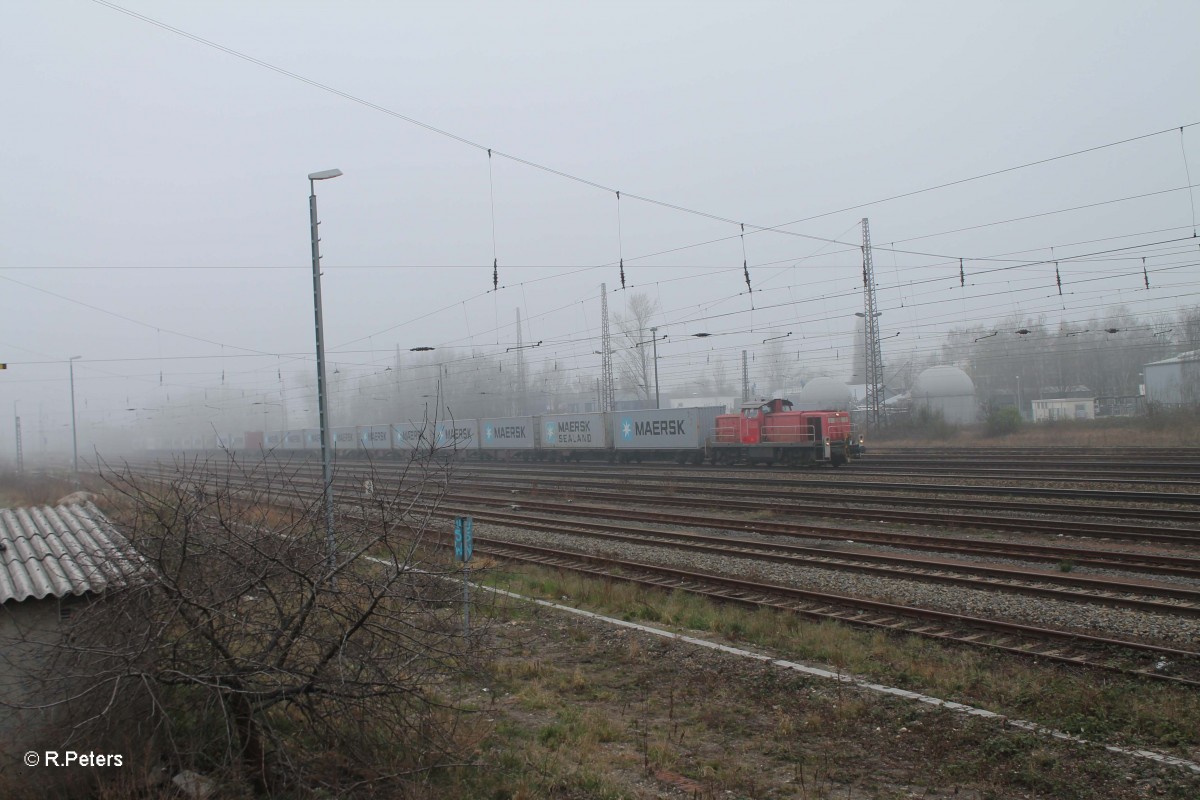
[1179,305,1200,353]
[761,339,793,394]
[612,293,660,405]
[13,448,491,797]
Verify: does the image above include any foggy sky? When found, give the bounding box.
[3,1,1199,451]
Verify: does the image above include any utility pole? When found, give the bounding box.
[860,218,885,430]
[600,284,615,412]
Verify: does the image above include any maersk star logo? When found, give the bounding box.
[485,424,494,441]
[545,422,556,442]
[435,424,446,445]
[621,418,633,440]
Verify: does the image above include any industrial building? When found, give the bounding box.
[1144,350,1200,407]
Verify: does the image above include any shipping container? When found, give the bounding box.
[391,421,433,451]
[611,407,722,451]
[243,431,264,450]
[433,419,478,452]
[479,417,536,450]
[282,430,307,450]
[332,427,358,451]
[538,413,610,450]
[357,424,394,451]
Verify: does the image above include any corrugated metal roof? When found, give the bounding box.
[1146,349,1200,366]
[0,502,148,605]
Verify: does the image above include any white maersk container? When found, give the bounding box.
[332,427,358,451]
[357,424,394,451]
[433,419,478,452]
[392,421,433,452]
[394,419,477,456]
[538,413,610,450]
[611,407,722,451]
[479,417,536,451]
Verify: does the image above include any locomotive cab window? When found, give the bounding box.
[743,409,759,419]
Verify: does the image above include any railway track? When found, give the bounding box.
[120,447,1200,488]
[470,537,1200,688]
[125,459,1200,576]
[123,461,1200,687]
[125,457,1200,545]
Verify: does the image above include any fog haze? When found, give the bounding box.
[3,1,1199,456]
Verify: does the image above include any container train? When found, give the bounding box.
[152,398,863,467]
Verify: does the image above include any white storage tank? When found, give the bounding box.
[911,365,977,424]
[795,377,853,411]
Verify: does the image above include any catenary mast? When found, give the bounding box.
[861,218,885,430]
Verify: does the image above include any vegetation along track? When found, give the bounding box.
[124,459,1200,688]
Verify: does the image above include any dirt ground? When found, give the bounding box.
[465,600,1200,800]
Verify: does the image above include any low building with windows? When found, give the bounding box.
[1031,397,1096,422]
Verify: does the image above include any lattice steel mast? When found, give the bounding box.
[600,284,615,412]
[741,350,750,403]
[861,218,885,429]
[515,307,527,415]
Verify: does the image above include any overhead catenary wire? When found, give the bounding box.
[14,3,1195,422]
[91,1,1200,266]
[1181,127,1198,236]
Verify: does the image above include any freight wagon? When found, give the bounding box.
[158,397,860,468]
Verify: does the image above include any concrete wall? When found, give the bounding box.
[0,598,66,742]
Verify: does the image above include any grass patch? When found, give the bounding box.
[480,563,1200,758]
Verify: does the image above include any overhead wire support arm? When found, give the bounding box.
[741,223,754,308]
[616,191,626,289]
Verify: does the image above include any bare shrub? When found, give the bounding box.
[10,450,493,797]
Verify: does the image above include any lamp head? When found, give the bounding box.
[308,169,343,181]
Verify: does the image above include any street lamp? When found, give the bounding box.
[309,168,342,578]
[650,327,660,409]
[633,328,667,409]
[69,355,82,473]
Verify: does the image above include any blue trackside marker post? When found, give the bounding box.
[454,516,473,561]
[454,516,474,635]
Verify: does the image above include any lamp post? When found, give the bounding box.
[632,329,666,409]
[309,168,342,578]
[69,355,82,473]
[1015,375,1022,420]
[649,326,660,409]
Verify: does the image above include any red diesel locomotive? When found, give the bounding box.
[712,398,861,466]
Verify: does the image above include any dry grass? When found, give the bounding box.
[0,471,83,508]
[875,407,1200,448]
[447,590,1200,799]
[485,565,1200,760]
